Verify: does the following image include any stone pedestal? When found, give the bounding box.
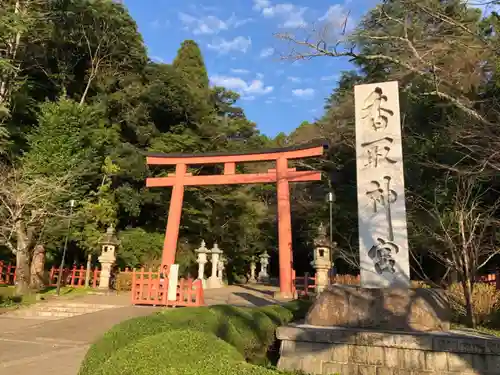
[207,243,223,289]
[306,285,451,332]
[258,251,270,283]
[249,259,257,283]
[277,324,500,375]
[312,223,333,293]
[97,226,119,290]
[98,254,114,290]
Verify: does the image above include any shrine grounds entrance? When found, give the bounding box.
[145,141,326,298]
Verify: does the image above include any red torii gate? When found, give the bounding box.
[146,141,326,298]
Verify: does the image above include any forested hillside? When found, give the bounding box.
[0,0,298,293]
[0,0,499,299]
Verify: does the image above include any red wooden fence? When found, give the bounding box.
[131,268,204,307]
[292,270,316,297]
[0,261,132,288]
[292,272,500,296]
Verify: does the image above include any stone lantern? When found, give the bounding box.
[258,251,270,283]
[195,240,209,287]
[249,256,257,283]
[98,226,120,290]
[207,243,223,289]
[217,254,226,282]
[311,223,333,293]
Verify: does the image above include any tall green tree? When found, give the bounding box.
[172,40,209,91]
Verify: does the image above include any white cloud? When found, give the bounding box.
[259,47,274,58]
[253,1,307,28]
[231,68,250,74]
[207,36,252,54]
[210,75,274,97]
[242,96,256,101]
[256,72,264,80]
[287,76,301,83]
[253,0,270,10]
[319,5,353,33]
[178,12,251,35]
[292,88,315,98]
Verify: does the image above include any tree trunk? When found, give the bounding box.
[462,278,476,328]
[29,245,45,290]
[15,220,30,295]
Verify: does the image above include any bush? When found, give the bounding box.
[332,274,360,285]
[447,282,500,325]
[79,299,311,375]
[114,272,133,291]
[94,329,281,375]
[410,280,431,288]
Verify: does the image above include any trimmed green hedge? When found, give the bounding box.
[79,300,311,375]
[94,330,280,375]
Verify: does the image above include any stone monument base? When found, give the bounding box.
[306,285,451,332]
[273,291,295,300]
[206,277,223,289]
[277,324,500,375]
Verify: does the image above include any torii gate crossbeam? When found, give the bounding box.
[145,141,326,298]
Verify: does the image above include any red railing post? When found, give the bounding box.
[7,263,13,284]
[79,265,85,286]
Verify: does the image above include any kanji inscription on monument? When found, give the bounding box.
[355,81,410,288]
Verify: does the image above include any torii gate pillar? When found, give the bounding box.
[146,142,326,298]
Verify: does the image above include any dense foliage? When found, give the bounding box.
[0,0,499,327]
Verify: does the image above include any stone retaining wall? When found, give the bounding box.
[277,324,500,375]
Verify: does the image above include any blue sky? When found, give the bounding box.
[122,0,379,137]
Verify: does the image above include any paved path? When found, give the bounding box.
[0,284,281,375]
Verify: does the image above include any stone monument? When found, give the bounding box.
[354,81,410,287]
[195,240,209,288]
[167,264,179,301]
[258,251,270,283]
[311,223,332,294]
[207,243,223,289]
[98,226,119,290]
[275,82,490,375]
